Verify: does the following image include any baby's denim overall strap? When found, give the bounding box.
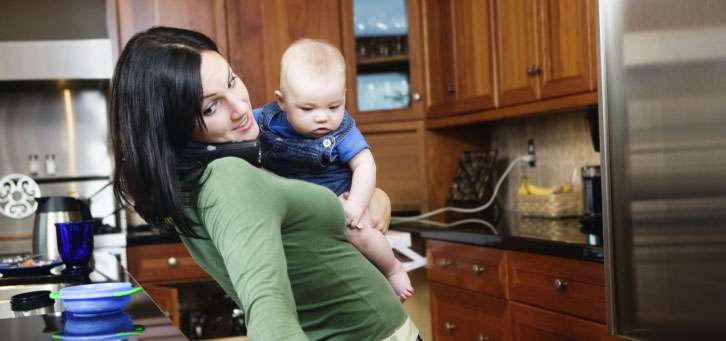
[257,102,355,185]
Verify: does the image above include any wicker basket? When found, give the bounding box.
[516,191,583,218]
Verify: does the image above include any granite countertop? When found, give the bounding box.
[392,212,604,262]
[0,269,187,340]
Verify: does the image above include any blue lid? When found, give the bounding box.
[59,282,132,300]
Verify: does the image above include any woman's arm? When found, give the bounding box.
[198,158,307,340]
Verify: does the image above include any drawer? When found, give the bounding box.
[510,302,618,341]
[127,243,209,283]
[426,240,507,298]
[431,283,509,341]
[508,251,605,322]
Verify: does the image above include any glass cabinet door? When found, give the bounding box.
[345,0,423,123]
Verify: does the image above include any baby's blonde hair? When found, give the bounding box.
[279,38,346,95]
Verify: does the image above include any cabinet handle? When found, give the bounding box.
[478,335,491,341]
[553,278,568,290]
[412,92,422,102]
[167,257,178,267]
[438,258,452,268]
[527,65,542,76]
[446,85,455,94]
[472,264,486,275]
[445,321,456,333]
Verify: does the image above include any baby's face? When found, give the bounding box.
[280,78,346,139]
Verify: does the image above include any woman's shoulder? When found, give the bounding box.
[200,157,270,189]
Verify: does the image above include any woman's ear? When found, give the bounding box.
[274,90,286,110]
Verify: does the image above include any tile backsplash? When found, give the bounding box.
[488,109,601,212]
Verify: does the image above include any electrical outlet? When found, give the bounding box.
[527,139,536,167]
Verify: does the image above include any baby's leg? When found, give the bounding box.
[347,218,414,301]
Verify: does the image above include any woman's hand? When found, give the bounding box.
[340,188,391,233]
[368,188,391,234]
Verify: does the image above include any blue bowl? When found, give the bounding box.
[53,311,145,340]
[50,282,143,316]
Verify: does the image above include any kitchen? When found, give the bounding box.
[1,0,725,340]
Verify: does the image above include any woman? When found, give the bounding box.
[111,27,418,340]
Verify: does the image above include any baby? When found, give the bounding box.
[254,39,413,301]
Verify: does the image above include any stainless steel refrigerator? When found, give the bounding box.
[599,0,726,339]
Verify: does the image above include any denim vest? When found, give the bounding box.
[258,102,354,196]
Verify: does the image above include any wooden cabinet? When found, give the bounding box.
[494,0,539,106]
[427,240,617,341]
[127,243,210,327]
[114,0,228,57]
[510,303,616,341]
[423,0,497,117]
[227,0,343,108]
[494,0,594,106]
[508,250,605,323]
[427,240,507,298]
[431,283,510,341]
[538,0,595,98]
[359,120,427,211]
[127,243,209,284]
[341,0,425,124]
[144,285,180,326]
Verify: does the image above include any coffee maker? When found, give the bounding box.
[580,165,602,231]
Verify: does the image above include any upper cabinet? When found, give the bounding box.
[423,0,497,118]
[495,0,595,106]
[226,0,343,108]
[341,0,425,124]
[537,0,596,98]
[495,0,540,106]
[115,0,228,57]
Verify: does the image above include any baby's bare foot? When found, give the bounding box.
[387,269,414,302]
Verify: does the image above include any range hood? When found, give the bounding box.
[0,0,113,80]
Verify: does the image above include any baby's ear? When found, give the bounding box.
[274,90,285,109]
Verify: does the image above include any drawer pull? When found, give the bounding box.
[553,278,568,290]
[472,264,486,275]
[478,335,491,341]
[438,258,452,268]
[167,257,178,267]
[444,321,456,333]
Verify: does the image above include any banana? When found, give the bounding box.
[526,182,556,195]
[518,177,530,195]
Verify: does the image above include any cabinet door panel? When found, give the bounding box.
[431,283,510,341]
[508,251,605,323]
[116,0,227,56]
[511,302,616,341]
[451,0,497,112]
[227,0,342,108]
[539,0,592,98]
[145,285,180,327]
[495,0,539,106]
[422,0,455,116]
[359,121,425,211]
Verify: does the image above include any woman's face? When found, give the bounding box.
[192,51,260,143]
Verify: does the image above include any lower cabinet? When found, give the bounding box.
[144,285,180,326]
[431,283,510,341]
[427,240,619,341]
[510,302,615,341]
[127,243,210,328]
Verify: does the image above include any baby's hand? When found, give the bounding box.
[340,198,367,229]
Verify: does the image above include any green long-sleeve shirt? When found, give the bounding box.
[179,157,406,340]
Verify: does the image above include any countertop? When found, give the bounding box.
[392,212,604,262]
[0,270,187,340]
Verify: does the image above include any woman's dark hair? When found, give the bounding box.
[110,26,218,237]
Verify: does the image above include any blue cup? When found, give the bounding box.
[55,220,94,275]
